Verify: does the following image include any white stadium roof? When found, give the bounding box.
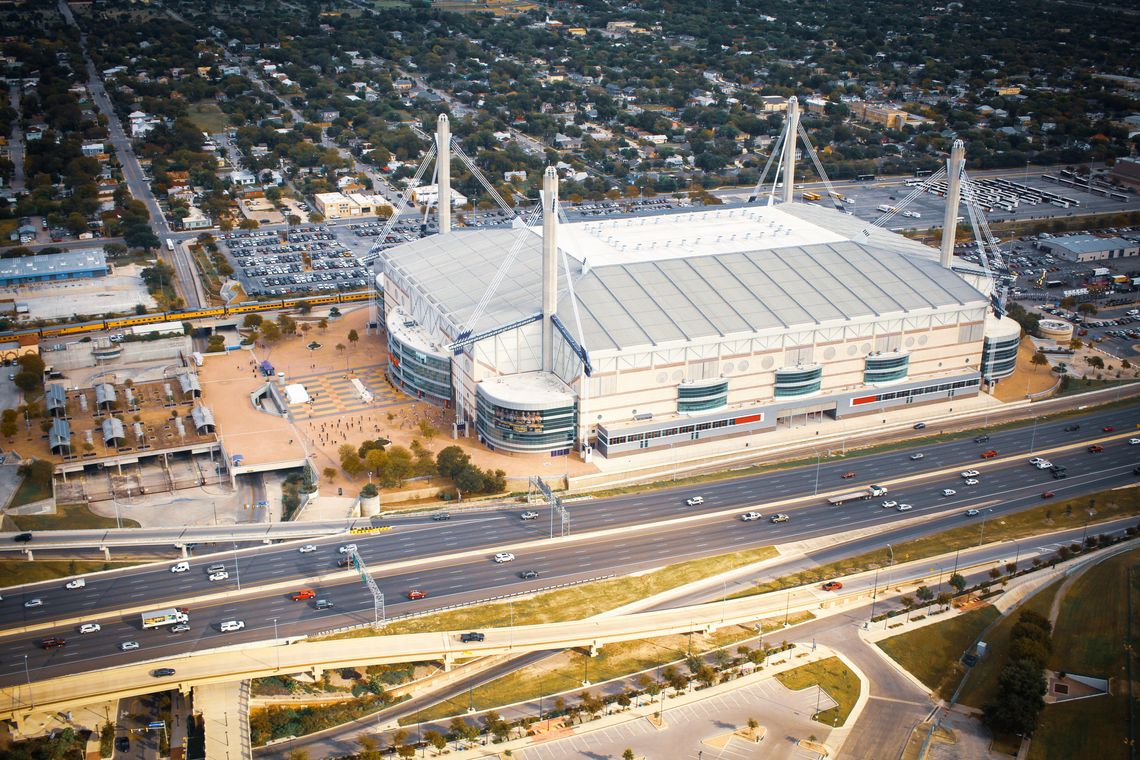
[380,203,986,354]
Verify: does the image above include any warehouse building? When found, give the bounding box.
[0,250,108,287]
[1036,234,1139,263]
[375,115,1018,459]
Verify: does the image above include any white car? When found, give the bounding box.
[1034,460,1053,470]
[208,571,229,582]
[1130,438,1140,445]
[520,511,539,520]
[65,579,86,589]
[1028,457,1046,465]
[909,453,924,460]
[964,478,980,486]
[170,623,191,633]
[494,552,515,563]
[219,620,245,632]
[960,470,980,478]
[78,623,101,634]
[24,598,43,608]
[739,512,762,521]
[120,641,139,651]
[338,544,357,554]
[941,489,957,497]
[881,500,898,508]
[897,504,913,512]
[298,544,317,553]
[685,496,705,506]
[170,562,190,573]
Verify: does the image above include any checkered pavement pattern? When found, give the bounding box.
[286,365,414,421]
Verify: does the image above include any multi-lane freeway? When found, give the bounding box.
[2,404,1138,689]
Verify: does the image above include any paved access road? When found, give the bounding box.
[1,405,1138,687]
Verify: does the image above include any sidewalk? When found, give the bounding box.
[413,642,865,760]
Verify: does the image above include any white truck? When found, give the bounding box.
[141,607,189,630]
[876,204,897,213]
[827,484,888,505]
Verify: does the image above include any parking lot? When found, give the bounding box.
[219,226,370,297]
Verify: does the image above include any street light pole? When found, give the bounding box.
[868,565,881,622]
[813,451,821,496]
[232,536,241,591]
[1029,416,1039,454]
[23,655,32,710]
[272,618,279,670]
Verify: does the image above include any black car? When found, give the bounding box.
[973,434,990,443]
[152,668,176,677]
[1064,424,1081,431]
[432,513,451,521]
[519,570,540,580]
[1134,466,1140,475]
[913,422,926,430]
[459,632,485,643]
[13,532,32,543]
[315,599,334,610]
[115,736,130,752]
[336,557,352,568]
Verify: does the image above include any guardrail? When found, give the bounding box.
[313,574,617,638]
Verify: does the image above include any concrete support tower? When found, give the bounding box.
[541,167,559,372]
[437,114,451,234]
[940,139,965,268]
[781,97,800,204]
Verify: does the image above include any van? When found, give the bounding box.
[219,620,245,632]
[206,564,227,574]
[170,561,190,573]
[315,599,334,610]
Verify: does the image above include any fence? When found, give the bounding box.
[314,574,617,638]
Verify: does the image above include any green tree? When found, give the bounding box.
[347,329,359,348]
[261,321,282,342]
[949,573,968,593]
[915,585,934,606]
[243,314,264,328]
[1030,351,1049,371]
[436,445,471,479]
[981,659,1046,736]
[623,750,635,760]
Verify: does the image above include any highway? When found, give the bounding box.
[1,404,1138,688]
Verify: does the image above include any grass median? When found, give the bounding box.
[399,612,815,725]
[10,501,141,531]
[316,545,779,640]
[774,656,861,727]
[730,487,1140,598]
[0,559,139,588]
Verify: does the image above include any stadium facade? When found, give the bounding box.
[375,113,1020,459]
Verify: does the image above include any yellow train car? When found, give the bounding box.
[225,301,279,315]
[106,313,178,330]
[174,307,227,321]
[41,321,106,338]
[301,295,341,307]
[338,291,371,303]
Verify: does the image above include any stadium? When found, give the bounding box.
[374,113,1020,459]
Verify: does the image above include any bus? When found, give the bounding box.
[914,169,933,177]
[801,191,822,201]
[165,238,175,252]
[855,173,876,182]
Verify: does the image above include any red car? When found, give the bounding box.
[1041,491,1055,499]
[1103,426,1115,432]
[407,589,428,600]
[821,581,843,591]
[291,589,315,601]
[841,471,856,479]
[1087,445,1103,453]
[980,450,998,459]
